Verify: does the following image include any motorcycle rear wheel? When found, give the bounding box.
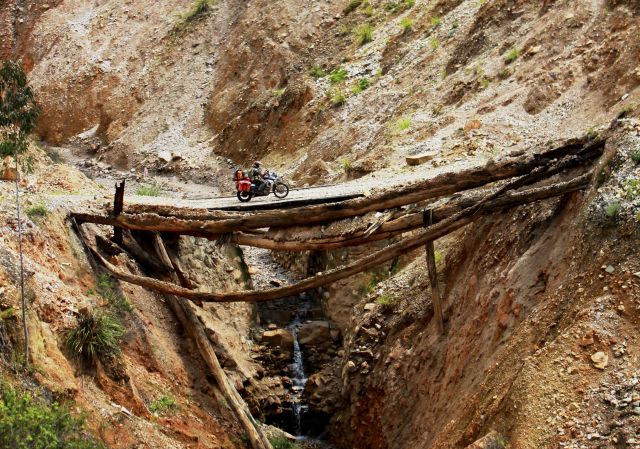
[237,191,253,202]
[273,182,289,199]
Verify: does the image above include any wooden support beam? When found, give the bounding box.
[150,233,272,449]
[424,209,444,334]
[112,180,125,245]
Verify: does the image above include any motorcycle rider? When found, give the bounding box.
[248,160,267,194]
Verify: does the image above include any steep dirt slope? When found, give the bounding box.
[328,122,640,449]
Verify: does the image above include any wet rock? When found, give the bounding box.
[298,321,332,347]
[261,329,294,351]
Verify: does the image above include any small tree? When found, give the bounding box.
[0,60,40,366]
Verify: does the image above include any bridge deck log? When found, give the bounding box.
[73,137,603,234]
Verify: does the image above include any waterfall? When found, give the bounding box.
[288,315,309,437]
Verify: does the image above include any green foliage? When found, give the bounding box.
[400,17,413,33]
[355,24,374,46]
[65,311,125,363]
[504,48,520,64]
[623,178,640,200]
[384,0,414,12]
[309,65,326,78]
[585,125,600,140]
[344,0,363,13]
[497,68,512,80]
[432,104,443,116]
[430,16,442,27]
[272,88,286,97]
[172,0,216,34]
[136,183,160,196]
[0,61,40,158]
[630,149,640,164]
[363,4,375,16]
[93,274,132,314]
[341,158,352,173]
[329,88,346,107]
[480,77,490,89]
[0,382,104,449]
[149,396,177,415]
[351,77,371,94]
[375,293,395,307]
[394,117,411,132]
[429,37,440,49]
[605,201,621,220]
[25,203,48,222]
[434,250,443,265]
[268,437,300,449]
[329,67,348,85]
[0,307,14,321]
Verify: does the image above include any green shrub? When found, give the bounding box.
[430,16,441,27]
[375,293,395,306]
[341,158,352,173]
[269,436,299,449]
[309,65,326,78]
[0,382,104,449]
[351,77,371,94]
[497,68,512,80]
[94,274,132,314]
[344,0,363,13]
[630,149,640,164]
[272,88,286,97]
[384,0,414,12]
[329,89,346,107]
[400,17,413,33]
[149,396,177,415]
[624,178,640,200]
[329,67,348,85]
[65,311,125,362]
[355,24,374,46]
[605,201,621,220]
[394,117,411,132]
[26,203,48,222]
[504,48,520,64]
[429,37,440,49]
[172,0,216,33]
[136,183,160,196]
[480,77,490,89]
[363,4,375,16]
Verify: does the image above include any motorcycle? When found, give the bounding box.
[234,169,290,202]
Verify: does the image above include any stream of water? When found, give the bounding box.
[288,314,309,437]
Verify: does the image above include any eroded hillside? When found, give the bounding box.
[0,0,640,449]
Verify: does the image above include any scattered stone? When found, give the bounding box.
[364,303,376,311]
[346,360,357,372]
[591,351,609,370]
[605,265,614,274]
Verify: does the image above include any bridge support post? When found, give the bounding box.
[112,180,125,245]
[424,209,445,334]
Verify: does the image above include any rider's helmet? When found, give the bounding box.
[253,160,261,168]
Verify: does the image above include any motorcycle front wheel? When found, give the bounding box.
[273,182,289,199]
[237,191,253,202]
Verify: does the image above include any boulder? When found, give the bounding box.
[261,329,294,351]
[298,321,332,347]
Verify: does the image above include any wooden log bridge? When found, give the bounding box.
[71,136,605,308]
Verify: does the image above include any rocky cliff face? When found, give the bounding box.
[6,0,639,189]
